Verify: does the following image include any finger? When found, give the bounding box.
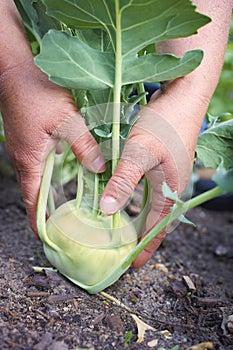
[100,137,159,215]
[54,113,105,173]
[16,165,43,237]
[133,142,191,268]
[132,164,175,268]
[100,108,180,215]
[133,231,167,269]
[11,138,58,236]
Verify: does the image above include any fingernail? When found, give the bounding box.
[91,155,106,172]
[100,196,119,215]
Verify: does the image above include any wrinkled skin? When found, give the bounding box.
[0,0,232,267]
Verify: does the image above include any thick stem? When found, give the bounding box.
[91,173,99,220]
[137,83,148,107]
[134,83,150,234]
[75,162,83,210]
[123,186,223,266]
[186,186,223,210]
[47,187,55,216]
[134,178,151,234]
[37,150,61,252]
[111,0,122,230]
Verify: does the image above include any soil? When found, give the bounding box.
[0,154,233,350]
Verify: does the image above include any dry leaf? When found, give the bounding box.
[130,313,156,343]
[188,341,214,350]
[100,291,171,344]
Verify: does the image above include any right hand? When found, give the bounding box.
[100,86,207,268]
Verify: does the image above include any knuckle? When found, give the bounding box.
[107,177,132,202]
[72,133,97,160]
[108,167,143,200]
[126,133,162,168]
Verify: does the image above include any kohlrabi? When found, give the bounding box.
[16,0,233,293]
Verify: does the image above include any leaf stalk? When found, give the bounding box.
[112,0,122,230]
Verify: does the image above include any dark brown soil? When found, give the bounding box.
[0,156,233,350]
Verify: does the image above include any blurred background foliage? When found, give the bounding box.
[208,17,233,116]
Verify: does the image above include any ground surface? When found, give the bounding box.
[0,159,233,350]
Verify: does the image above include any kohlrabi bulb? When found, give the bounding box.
[44,200,137,287]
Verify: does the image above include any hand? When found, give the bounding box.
[100,85,205,268]
[0,61,105,235]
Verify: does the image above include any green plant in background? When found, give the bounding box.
[12,1,233,293]
[158,346,179,350]
[208,17,233,115]
[124,330,133,345]
[0,116,5,143]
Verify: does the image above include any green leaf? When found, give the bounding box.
[14,0,39,39]
[122,50,203,84]
[94,128,112,138]
[0,113,5,143]
[75,29,112,52]
[86,89,113,107]
[120,124,131,139]
[196,119,233,170]
[124,330,133,345]
[15,0,60,43]
[162,182,182,204]
[33,0,60,37]
[178,214,196,227]
[35,30,203,89]
[212,166,233,194]
[35,30,115,89]
[42,0,210,55]
[36,0,209,89]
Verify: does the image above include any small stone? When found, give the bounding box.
[227,320,233,333]
[152,263,169,274]
[226,315,233,334]
[214,245,229,256]
[106,314,124,334]
[182,275,196,292]
[170,280,188,297]
[143,275,150,281]
[147,339,158,347]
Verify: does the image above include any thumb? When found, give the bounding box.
[55,113,105,173]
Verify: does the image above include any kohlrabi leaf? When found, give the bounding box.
[122,50,203,84]
[36,0,209,89]
[15,0,59,43]
[75,29,112,52]
[94,129,112,139]
[196,119,233,170]
[178,215,196,227]
[35,30,115,89]
[162,182,183,204]
[35,32,203,89]
[33,1,60,36]
[42,0,210,54]
[86,89,113,107]
[212,166,233,194]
